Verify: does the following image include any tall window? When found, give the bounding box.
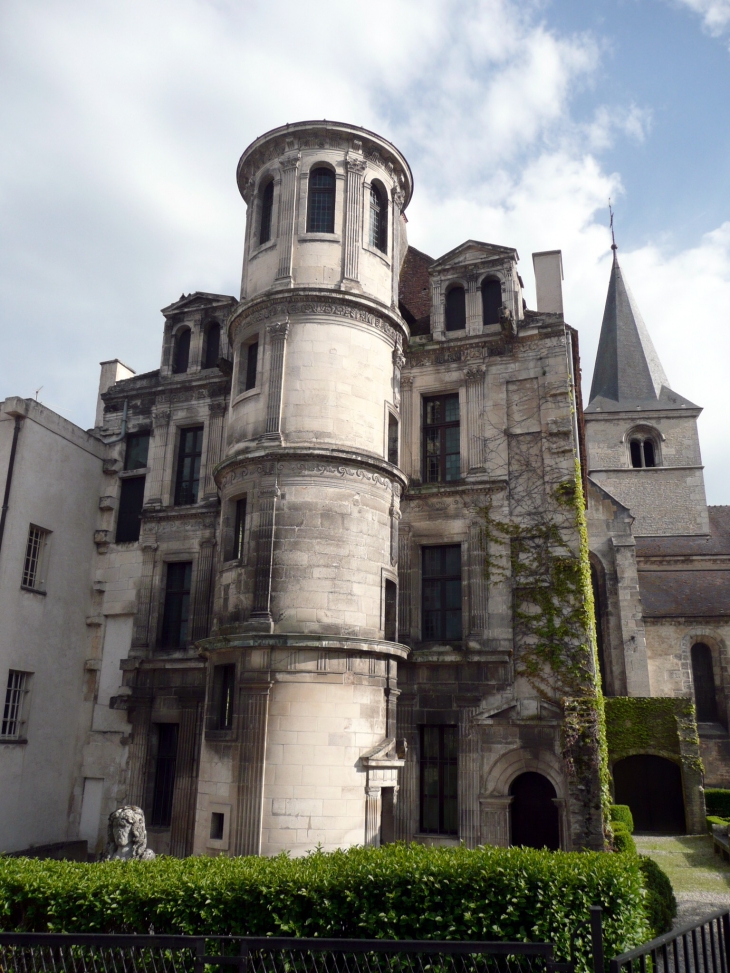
[151,723,178,827]
[387,413,399,466]
[384,578,397,642]
[125,432,150,470]
[231,497,246,560]
[116,477,145,543]
[482,278,502,325]
[160,562,192,648]
[692,642,718,722]
[1,671,31,739]
[630,438,657,468]
[212,664,235,730]
[203,322,221,369]
[420,725,458,835]
[423,394,460,483]
[244,340,259,392]
[22,525,50,590]
[422,545,462,641]
[172,328,191,374]
[369,182,387,253]
[445,286,466,331]
[307,167,335,233]
[174,426,204,505]
[259,180,274,245]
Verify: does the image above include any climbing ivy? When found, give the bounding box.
[604,697,703,775]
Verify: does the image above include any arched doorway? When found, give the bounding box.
[509,772,560,850]
[613,755,686,834]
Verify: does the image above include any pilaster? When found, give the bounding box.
[147,409,171,506]
[468,520,487,636]
[232,682,272,856]
[459,707,480,848]
[190,540,215,641]
[400,376,414,477]
[343,157,366,284]
[125,699,152,807]
[397,525,411,640]
[249,480,279,630]
[275,153,300,283]
[202,402,226,498]
[364,787,382,846]
[132,542,157,647]
[431,279,444,339]
[260,321,289,444]
[479,796,512,847]
[465,365,486,473]
[169,699,202,857]
[465,274,481,334]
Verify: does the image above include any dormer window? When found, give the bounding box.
[445,285,466,332]
[481,277,502,326]
[369,181,388,253]
[629,435,658,468]
[203,322,221,370]
[307,167,335,233]
[259,179,274,245]
[172,328,191,374]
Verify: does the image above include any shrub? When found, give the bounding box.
[610,805,634,833]
[0,845,651,970]
[637,856,677,936]
[612,822,637,855]
[705,789,730,818]
[706,815,729,832]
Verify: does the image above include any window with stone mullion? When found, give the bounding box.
[420,724,458,835]
[423,394,460,483]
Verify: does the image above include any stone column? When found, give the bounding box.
[431,279,444,339]
[398,526,411,640]
[389,490,400,568]
[459,708,480,848]
[232,683,272,856]
[343,157,366,284]
[169,698,202,857]
[276,153,300,282]
[147,409,171,506]
[125,698,152,807]
[468,520,487,637]
[465,274,481,334]
[202,401,226,499]
[391,189,406,308]
[465,366,486,473]
[190,540,215,641]
[400,377,414,478]
[260,321,289,444]
[250,479,279,629]
[365,786,382,846]
[479,796,512,846]
[132,541,158,647]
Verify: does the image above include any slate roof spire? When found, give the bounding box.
[586,247,697,412]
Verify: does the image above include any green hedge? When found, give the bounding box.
[707,815,729,832]
[637,856,676,935]
[705,789,730,818]
[0,846,652,969]
[612,823,636,855]
[610,805,634,833]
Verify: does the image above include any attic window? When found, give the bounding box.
[481,278,502,326]
[445,285,466,332]
[630,438,657,468]
[172,328,191,374]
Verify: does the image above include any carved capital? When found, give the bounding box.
[278,152,301,171]
[392,189,406,210]
[400,376,414,390]
[153,410,171,426]
[465,365,486,383]
[352,139,363,153]
[392,350,406,370]
[209,400,227,416]
[347,157,367,174]
[267,320,290,339]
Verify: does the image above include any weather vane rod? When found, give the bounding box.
[608,199,617,251]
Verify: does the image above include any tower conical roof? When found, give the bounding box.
[586,251,697,412]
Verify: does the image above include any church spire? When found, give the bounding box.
[586,239,696,412]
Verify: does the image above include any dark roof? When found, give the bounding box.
[638,570,730,617]
[399,245,433,335]
[586,252,698,413]
[636,507,730,557]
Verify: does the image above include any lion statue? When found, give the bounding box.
[100,805,156,861]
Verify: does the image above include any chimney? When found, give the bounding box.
[95,359,135,429]
[532,250,564,315]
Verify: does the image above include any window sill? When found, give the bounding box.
[0,737,27,745]
[119,467,149,479]
[206,728,236,743]
[232,386,261,408]
[250,239,278,258]
[221,557,245,570]
[412,833,459,846]
[362,241,391,266]
[20,585,46,596]
[298,232,341,243]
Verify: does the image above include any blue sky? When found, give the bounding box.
[1,0,729,503]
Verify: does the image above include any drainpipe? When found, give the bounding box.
[0,416,23,557]
[101,399,128,445]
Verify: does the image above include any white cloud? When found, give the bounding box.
[0,0,728,502]
[670,0,730,36]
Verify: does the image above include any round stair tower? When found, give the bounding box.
[195,122,413,857]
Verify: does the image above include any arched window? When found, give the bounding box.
[692,642,718,722]
[509,772,560,850]
[369,181,388,253]
[445,285,466,332]
[482,277,502,326]
[172,328,191,374]
[629,437,657,468]
[259,180,274,245]
[203,322,221,370]
[307,166,335,233]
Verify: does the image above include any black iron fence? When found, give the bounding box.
[608,909,730,973]
[0,934,574,973]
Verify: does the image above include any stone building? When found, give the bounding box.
[0,119,721,856]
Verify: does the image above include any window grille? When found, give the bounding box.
[423,394,460,483]
[22,525,48,589]
[387,413,399,466]
[259,180,274,245]
[151,723,178,827]
[160,562,193,648]
[232,497,246,560]
[203,323,221,369]
[116,477,145,543]
[174,426,204,506]
[420,725,458,835]
[481,278,502,325]
[369,182,387,253]
[422,544,462,642]
[124,433,150,471]
[445,286,466,331]
[172,328,191,374]
[307,167,335,233]
[1,671,30,739]
[212,664,235,730]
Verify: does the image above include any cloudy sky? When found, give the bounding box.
[1,0,729,503]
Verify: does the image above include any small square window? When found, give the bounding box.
[210,811,225,841]
[21,525,50,590]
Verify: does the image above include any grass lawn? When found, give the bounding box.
[635,834,730,926]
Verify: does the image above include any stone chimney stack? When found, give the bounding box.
[532,250,564,315]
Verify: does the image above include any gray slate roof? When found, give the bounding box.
[586,252,697,413]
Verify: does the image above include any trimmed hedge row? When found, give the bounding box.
[705,789,730,818]
[610,805,634,833]
[0,845,653,969]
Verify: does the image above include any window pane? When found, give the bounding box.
[420,725,458,835]
[203,324,220,369]
[423,726,440,759]
[482,278,502,325]
[444,546,461,576]
[630,440,642,468]
[259,180,274,245]
[444,610,463,639]
[643,440,656,467]
[160,562,193,648]
[307,167,335,233]
[245,341,258,392]
[151,723,178,827]
[175,427,204,506]
[173,329,191,374]
[116,476,145,543]
[422,546,461,643]
[422,548,442,578]
[443,726,459,759]
[125,433,150,470]
[445,287,466,331]
[445,397,460,422]
[426,399,441,425]
[232,498,246,560]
